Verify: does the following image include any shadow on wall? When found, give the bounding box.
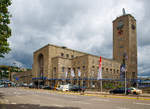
[0,104,80,109]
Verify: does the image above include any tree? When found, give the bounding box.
[0,0,12,58]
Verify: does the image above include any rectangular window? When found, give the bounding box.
[61,53,64,56]
[113,69,115,74]
[62,67,65,72]
[83,66,85,69]
[66,54,69,58]
[106,68,108,72]
[77,67,80,70]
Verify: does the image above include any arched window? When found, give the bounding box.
[38,54,44,77]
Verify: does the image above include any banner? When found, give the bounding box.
[97,56,102,80]
[71,68,75,77]
[78,69,81,77]
[120,64,126,79]
[65,71,68,78]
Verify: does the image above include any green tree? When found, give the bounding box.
[0,0,12,58]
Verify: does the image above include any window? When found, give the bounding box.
[102,67,104,71]
[110,69,112,72]
[53,67,56,73]
[83,66,85,69]
[113,69,115,74]
[77,67,80,70]
[117,70,119,73]
[66,54,69,58]
[62,67,65,72]
[61,53,64,57]
[68,68,71,72]
[119,46,124,48]
[71,55,74,58]
[92,66,95,68]
[73,68,75,73]
[106,68,108,72]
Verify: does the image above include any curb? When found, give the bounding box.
[19,88,150,101]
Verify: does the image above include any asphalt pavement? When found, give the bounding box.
[0,88,150,109]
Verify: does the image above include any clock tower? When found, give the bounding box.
[113,10,137,81]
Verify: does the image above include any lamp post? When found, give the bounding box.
[123,53,127,95]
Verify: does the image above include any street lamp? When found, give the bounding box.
[123,53,128,95]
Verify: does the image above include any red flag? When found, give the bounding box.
[99,56,102,69]
[97,56,102,80]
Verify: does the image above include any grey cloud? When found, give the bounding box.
[0,0,150,77]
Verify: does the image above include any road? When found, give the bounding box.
[0,88,150,109]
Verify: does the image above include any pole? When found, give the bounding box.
[125,70,126,95]
[101,79,102,92]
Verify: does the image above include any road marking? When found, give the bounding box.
[81,102,91,105]
[91,98,110,102]
[53,104,64,107]
[116,106,130,109]
[72,101,91,105]
[133,102,150,106]
[11,102,17,104]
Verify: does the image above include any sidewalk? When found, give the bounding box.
[20,87,150,100]
[85,90,150,97]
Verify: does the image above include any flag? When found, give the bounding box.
[71,68,75,77]
[65,71,68,78]
[78,69,81,77]
[97,56,102,80]
[120,64,126,79]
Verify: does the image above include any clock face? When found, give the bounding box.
[117,21,124,30]
[132,24,136,30]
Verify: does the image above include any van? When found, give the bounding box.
[62,84,73,91]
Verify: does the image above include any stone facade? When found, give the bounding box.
[113,14,137,80]
[32,12,137,88]
[11,70,32,84]
[32,44,121,88]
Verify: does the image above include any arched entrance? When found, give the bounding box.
[36,53,45,87]
[38,54,44,77]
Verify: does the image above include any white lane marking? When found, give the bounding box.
[116,107,130,109]
[81,102,91,105]
[72,101,91,105]
[134,102,150,106]
[53,104,64,107]
[11,102,17,104]
[91,98,110,102]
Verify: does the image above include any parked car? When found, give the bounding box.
[29,83,35,88]
[39,85,44,89]
[56,85,64,91]
[70,85,81,92]
[128,87,142,95]
[109,87,130,95]
[43,86,53,90]
[22,83,28,87]
[70,85,86,92]
[0,84,4,88]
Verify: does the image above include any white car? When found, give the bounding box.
[128,87,142,95]
[0,84,4,88]
[56,85,64,91]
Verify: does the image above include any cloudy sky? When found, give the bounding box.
[0,0,149,76]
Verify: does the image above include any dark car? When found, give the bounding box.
[43,86,53,90]
[70,85,86,92]
[70,85,82,92]
[109,87,130,95]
